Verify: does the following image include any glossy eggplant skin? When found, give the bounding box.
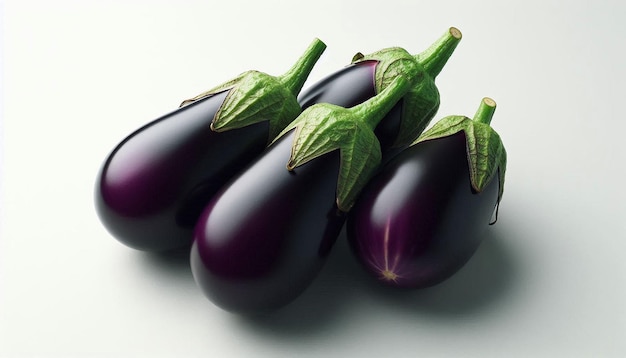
[298,60,404,153]
[95,90,270,252]
[190,131,344,313]
[346,132,499,288]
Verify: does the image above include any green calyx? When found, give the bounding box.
[274,76,411,212]
[351,27,462,148]
[414,97,507,205]
[179,38,327,142]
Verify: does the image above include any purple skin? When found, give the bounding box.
[346,132,500,288]
[95,61,391,253]
[95,90,270,252]
[190,130,344,313]
[298,60,405,154]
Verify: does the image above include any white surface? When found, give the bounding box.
[2,0,625,357]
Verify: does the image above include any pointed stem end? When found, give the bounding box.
[449,27,462,40]
[415,27,462,79]
[473,97,497,125]
[279,38,327,96]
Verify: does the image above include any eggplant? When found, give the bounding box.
[95,39,326,252]
[191,77,410,313]
[298,27,462,155]
[346,98,507,288]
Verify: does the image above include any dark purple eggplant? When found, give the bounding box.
[95,39,326,252]
[191,77,410,313]
[299,27,462,154]
[346,98,507,288]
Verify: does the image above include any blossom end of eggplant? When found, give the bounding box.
[380,269,400,283]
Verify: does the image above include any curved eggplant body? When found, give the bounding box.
[190,131,344,313]
[298,61,377,109]
[95,91,269,252]
[298,61,404,152]
[346,132,499,288]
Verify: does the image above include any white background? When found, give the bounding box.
[2,0,625,357]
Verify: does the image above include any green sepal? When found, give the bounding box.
[351,27,462,148]
[283,105,382,212]
[274,77,410,212]
[352,47,430,147]
[179,38,326,142]
[188,71,301,140]
[413,99,507,204]
[399,79,440,147]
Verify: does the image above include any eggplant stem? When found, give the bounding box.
[473,97,497,125]
[415,27,462,79]
[351,76,410,130]
[278,38,327,97]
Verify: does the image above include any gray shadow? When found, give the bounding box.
[238,227,518,336]
[360,228,518,318]
[135,246,196,288]
[132,226,518,339]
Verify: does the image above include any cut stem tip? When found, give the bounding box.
[449,27,462,40]
[473,97,497,125]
